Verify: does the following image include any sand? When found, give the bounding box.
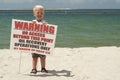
[0,46,120,80]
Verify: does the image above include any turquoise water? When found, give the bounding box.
[0,10,120,49]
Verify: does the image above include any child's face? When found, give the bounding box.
[33,8,44,21]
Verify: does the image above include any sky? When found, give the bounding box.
[0,0,120,10]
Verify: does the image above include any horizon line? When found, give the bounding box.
[0,8,120,10]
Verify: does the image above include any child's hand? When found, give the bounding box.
[42,21,48,25]
[32,20,36,24]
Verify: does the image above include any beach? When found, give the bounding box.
[0,46,120,80]
[0,9,120,80]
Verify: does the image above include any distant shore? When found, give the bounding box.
[0,9,120,14]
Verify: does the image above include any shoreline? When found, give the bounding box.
[0,46,120,50]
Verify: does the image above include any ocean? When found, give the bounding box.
[0,9,120,49]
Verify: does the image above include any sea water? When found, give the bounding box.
[0,9,120,49]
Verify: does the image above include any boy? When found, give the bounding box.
[30,5,48,74]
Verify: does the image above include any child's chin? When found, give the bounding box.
[38,17,42,19]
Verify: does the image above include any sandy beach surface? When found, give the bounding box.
[0,46,120,80]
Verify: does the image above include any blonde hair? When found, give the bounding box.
[33,5,44,12]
